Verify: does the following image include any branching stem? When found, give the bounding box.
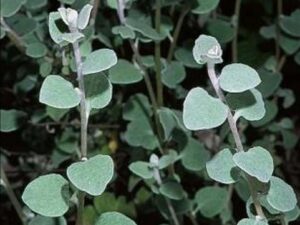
[206,63,266,219]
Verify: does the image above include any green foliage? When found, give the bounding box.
[1,1,299,225]
[183,87,228,130]
[233,146,274,183]
[67,155,114,196]
[39,75,80,109]
[22,174,70,217]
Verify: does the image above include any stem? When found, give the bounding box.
[1,166,26,225]
[154,0,163,106]
[206,63,266,219]
[69,25,88,225]
[275,0,282,71]
[167,5,190,63]
[1,17,25,53]
[232,0,241,62]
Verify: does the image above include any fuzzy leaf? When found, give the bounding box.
[129,161,153,179]
[159,181,186,200]
[219,63,261,93]
[67,155,114,196]
[1,0,25,17]
[206,148,240,184]
[233,146,274,183]
[22,174,69,217]
[77,4,93,30]
[95,212,137,225]
[82,49,118,75]
[266,176,297,212]
[237,218,268,225]
[39,75,80,109]
[183,87,228,130]
[108,59,143,84]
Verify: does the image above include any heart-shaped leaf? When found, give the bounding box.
[22,174,70,217]
[195,186,228,218]
[108,59,143,84]
[183,87,228,130]
[82,49,117,75]
[233,146,274,183]
[219,63,261,93]
[67,155,114,196]
[39,75,80,109]
[266,176,297,212]
[206,148,240,184]
[280,9,300,38]
[95,212,137,225]
[84,73,113,109]
[237,218,268,225]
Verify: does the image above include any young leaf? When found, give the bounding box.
[77,4,93,30]
[181,138,210,171]
[206,148,240,184]
[226,89,266,121]
[0,109,26,132]
[195,186,228,218]
[39,75,80,109]
[129,161,153,179]
[266,176,297,212]
[84,73,113,109]
[108,59,143,84]
[49,12,66,45]
[183,87,228,130]
[22,174,70,217]
[233,146,274,183]
[219,63,261,93]
[67,155,114,196]
[82,49,118,75]
[95,212,137,225]
[192,34,223,64]
[237,218,268,225]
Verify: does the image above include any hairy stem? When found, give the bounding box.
[232,0,241,62]
[1,17,25,53]
[69,25,88,225]
[167,5,190,63]
[206,63,266,219]
[154,0,163,106]
[1,166,26,225]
